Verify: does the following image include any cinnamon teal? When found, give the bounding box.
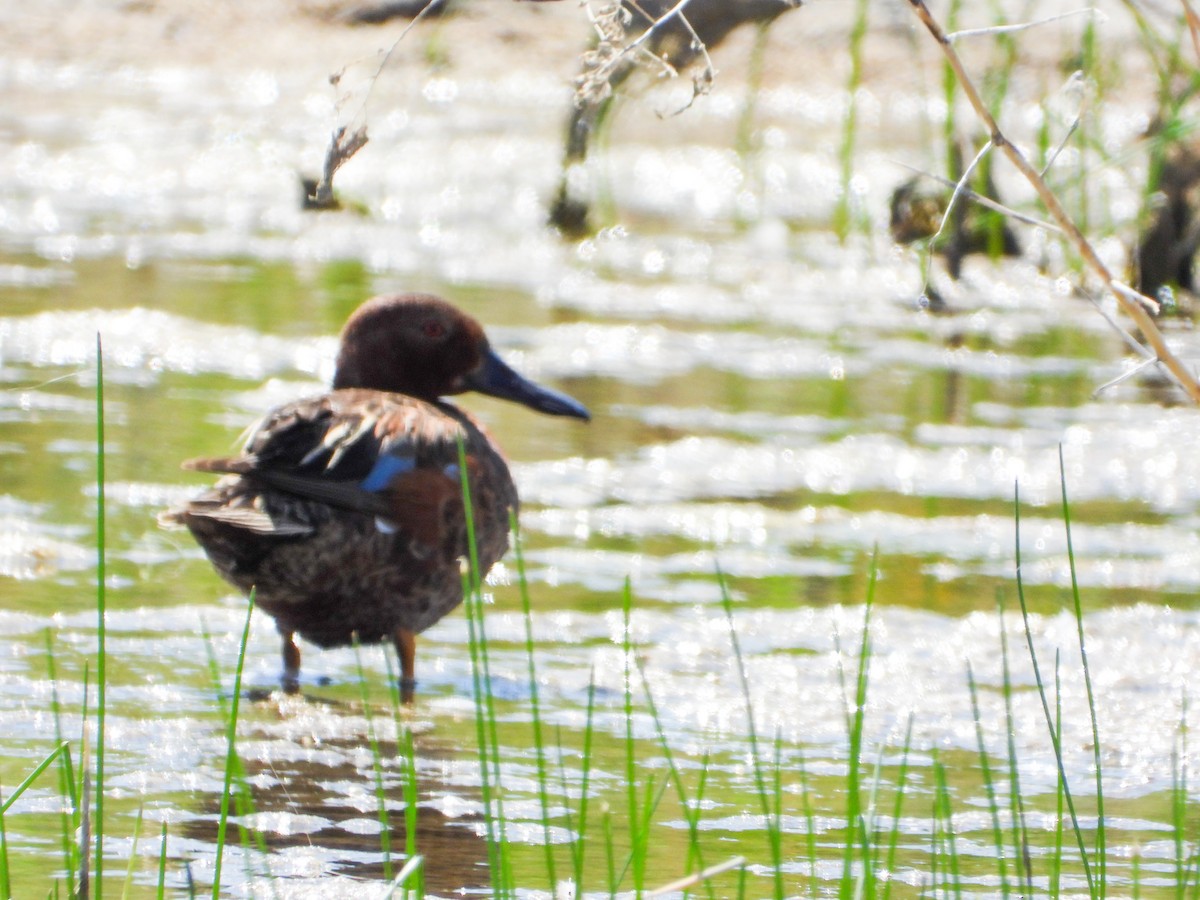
[162,293,589,697]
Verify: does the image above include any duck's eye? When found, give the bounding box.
[421,320,446,339]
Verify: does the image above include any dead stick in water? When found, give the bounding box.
[906,0,1200,404]
[646,855,748,896]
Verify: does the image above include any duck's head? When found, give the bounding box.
[332,293,590,420]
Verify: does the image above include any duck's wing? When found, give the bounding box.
[174,390,476,545]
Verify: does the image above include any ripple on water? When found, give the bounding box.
[520,414,1200,511]
[523,500,1200,584]
[0,497,90,580]
[0,308,335,382]
[321,600,1198,802]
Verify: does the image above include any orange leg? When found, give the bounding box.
[394,627,417,703]
[281,631,301,694]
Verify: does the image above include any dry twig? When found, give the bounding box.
[1183,0,1200,60]
[311,125,369,209]
[310,0,447,207]
[646,855,747,896]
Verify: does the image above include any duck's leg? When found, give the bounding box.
[281,630,301,693]
[394,627,417,704]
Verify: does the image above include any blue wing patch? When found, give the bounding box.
[361,452,417,492]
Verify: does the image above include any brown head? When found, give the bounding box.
[332,293,590,419]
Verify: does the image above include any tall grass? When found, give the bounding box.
[384,647,426,898]
[1014,480,1096,897]
[10,519,1196,896]
[94,333,108,897]
[4,351,1199,899]
[456,437,514,897]
[354,637,396,882]
[718,565,785,897]
[833,0,871,243]
[210,595,255,898]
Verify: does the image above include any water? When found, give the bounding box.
[2,1,1199,896]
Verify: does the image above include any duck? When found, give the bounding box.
[162,293,590,698]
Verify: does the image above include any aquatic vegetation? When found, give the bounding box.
[1,340,1195,896]
[4,1,1200,897]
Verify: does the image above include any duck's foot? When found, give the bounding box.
[399,677,417,705]
[281,671,302,695]
[394,627,417,704]
[280,630,302,694]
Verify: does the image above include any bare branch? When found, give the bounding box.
[1183,0,1200,60]
[933,140,994,247]
[947,7,1101,41]
[894,163,1062,232]
[309,0,445,207]
[576,0,707,111]
[647,856,748,897]
[1039,71,1088,178]
[311,125,369,209]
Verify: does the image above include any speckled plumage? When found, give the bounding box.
[162,294,589,695]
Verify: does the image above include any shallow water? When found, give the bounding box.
[2,1,1199,896]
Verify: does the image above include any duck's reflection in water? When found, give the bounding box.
[185,693,489,893]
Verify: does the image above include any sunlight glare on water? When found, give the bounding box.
[2,0,1200,894]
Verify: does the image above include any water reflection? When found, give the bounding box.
[184,696,489,893]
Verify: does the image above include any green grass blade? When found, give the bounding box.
[198,622,276,894]
[718,567,785,897]
[44,630,78,897]
[455,437,511,895]
[797,749,819,900]
[932,757,962,900]
[940,0,962,172]
[1058,446,1105,896]
[157,822,168,900]
[621,578,644,896]
[1052,654,1064,900]
[353,639,393,881]
[966,663,1009,896]
[383,648,424,897]
[626,777,669,890]
[880,715,914,900]
[121,804,145,900]
[995,592,1033,896]
[840,551,877,900]
[511,512,558,891]
[1013,481,1094,894]
[0,779,8,900]
[78,723,91,899]
[95,331,108,897]
[401,726,423,898]
[771,731,789,896]
[1,739,71,897]
[603,807,617,896]
[1173,693,1189,900]
[460,558,503,887]
[211,592,255,899]
[834,0,870,241]
[572,675,598,889]
[1,741,71,816]
[636,653,709,888]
